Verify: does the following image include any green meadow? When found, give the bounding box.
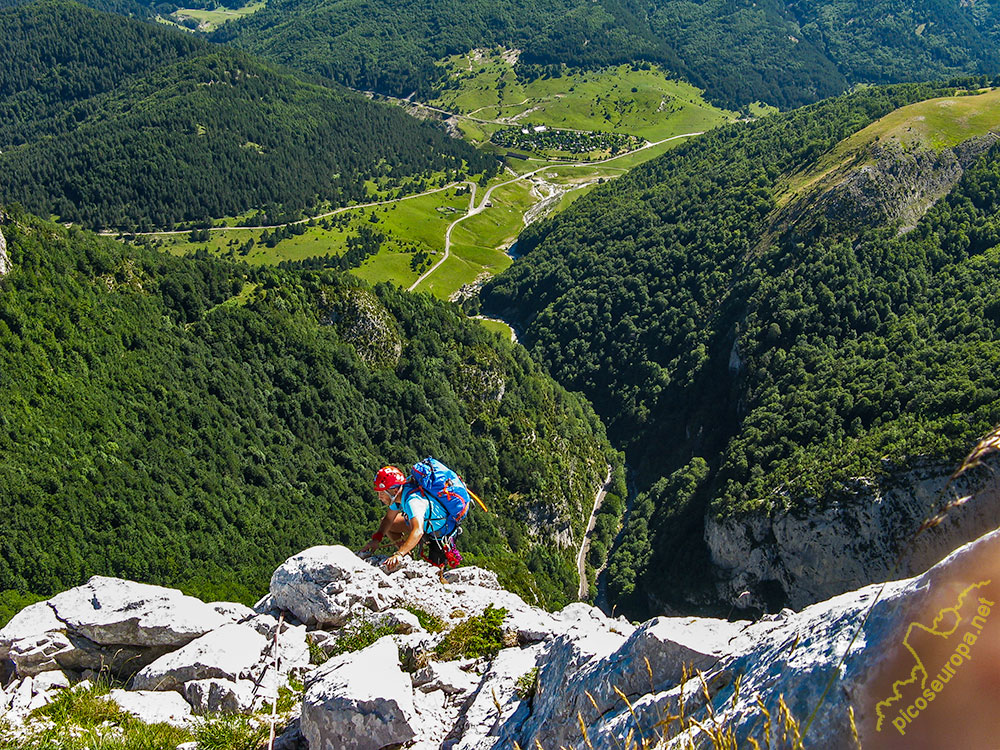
[167,1,263,31]
[432,50,735,144]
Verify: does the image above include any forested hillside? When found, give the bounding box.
[482,80,1000,616]
[0,0,495,230]
[211,0,1000,109]
[0,207,617,622]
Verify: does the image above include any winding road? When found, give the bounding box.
[409,131,703,292]
[577,465,614,600]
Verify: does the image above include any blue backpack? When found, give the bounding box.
[409,457,471,537]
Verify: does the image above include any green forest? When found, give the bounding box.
[483,79,1000,617]
[0,206,617,625]
[0,0,496,231]
[210,0,1000,109]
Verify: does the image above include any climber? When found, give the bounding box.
[359,465,449,572]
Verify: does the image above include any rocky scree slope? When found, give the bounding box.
[4,532,1000,748]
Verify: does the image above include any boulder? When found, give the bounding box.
[380,608,422,635]
[185,678,260,714]
[270,546,401,627]
[449,643,546,750]
[30,670,70,693]
[49,576,229,648]
[0,602,62,661]
[300,636,417,750]
[107,689,193,728]
[412,659,478,696]
[270,547,559,644]
[132,623,268,692]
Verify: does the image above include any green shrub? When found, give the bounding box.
[514,667,539,700]
[403,604,445,633]
[329,614,400,657]
[435,605,508,661]
[194,715,268,750]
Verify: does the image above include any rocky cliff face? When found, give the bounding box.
[821,134,1000,234]
[706,459,1000,611]
[768,133,1000,244]
[4,532,999,748]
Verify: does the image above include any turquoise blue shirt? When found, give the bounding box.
[390,484,449,536]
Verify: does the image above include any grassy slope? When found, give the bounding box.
[433,53,735,144]
[780,87,1000,205]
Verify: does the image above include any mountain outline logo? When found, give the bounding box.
[874,579,994,736]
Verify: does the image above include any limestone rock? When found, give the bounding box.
[31,670,70,693]
[300,636,417,750]
[5,625,168,679]
[449,643,546,750]
[0,224,8,277]
[412,659,478,696]
[132,623,268,692]
[707,458,1000,610]
[0,602,62,661]
[270,546,401,627]
[184,678,260,714]
[209,602,256,623]
[49,576,229,647]
[107,689,193,727]
[380,608,422,634]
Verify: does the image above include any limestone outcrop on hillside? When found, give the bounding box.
[3,532,998,748]
[707,459,1000,611]
[0,222,9,277]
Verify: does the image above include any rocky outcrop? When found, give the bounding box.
[0,222,8,277]
[822,136,999,234]
[322,288,402,368]
[769,133,1000,243]
[268,545,607,643]
[5,532,999,747]
[300,637,418,750]
[132,623,268,692]
[0,577,231,679]
[706,459,1000,610]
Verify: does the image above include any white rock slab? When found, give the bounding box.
[132,623,268,692]
[412,659,479,696]
[209,602,256,622]
[300,636,417,750]
[0,602,62,660]
[49,576,229,647]
[108,689,193,727]
[185,678,260,714]
[450,643,546,750]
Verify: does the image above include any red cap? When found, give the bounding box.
[373,466,406,492]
